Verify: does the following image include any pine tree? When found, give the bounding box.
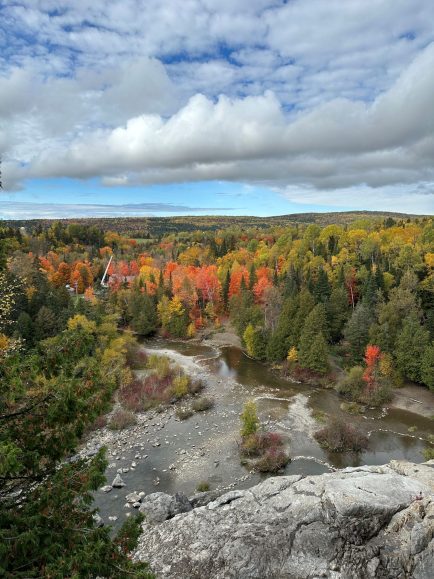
[395,315,430,383]
[344,302,374,362]
[298,304,330,374]
[313,267,331,303]
[421,342,434,390]
[266,296,298,361]
[326,286,349,342]
[249,263,257,290]
[222,270,231,310]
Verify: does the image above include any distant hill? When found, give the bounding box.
[2,210,431,238]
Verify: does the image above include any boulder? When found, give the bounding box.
[112,474,125,488]
[139,492,192,524]
[133,461,434,578]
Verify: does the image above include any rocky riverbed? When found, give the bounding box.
[77,339,434,529]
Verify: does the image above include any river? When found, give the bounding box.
[90,339,434,529]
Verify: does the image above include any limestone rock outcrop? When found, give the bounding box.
[133,461,434,578]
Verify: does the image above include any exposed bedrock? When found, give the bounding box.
[133,460,434,578]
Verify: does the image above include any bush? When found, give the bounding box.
[240,433,262,457]
[147,354,171,378]
[192,396,215,412]
[189,378,205,394]
[240,400,259,437]
[314,417,368,452]
[176,407,194,420]
[171,374,190,398]
[196,481,210,492]
[126,346,148,369]
[255,448,290,473]
[423,447,434,460]
[336,366,365,400]
[108,408,137,430]
[340,401,363,415]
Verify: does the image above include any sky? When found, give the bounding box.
[1,0,434,219]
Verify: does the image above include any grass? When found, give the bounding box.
[176,407,194,420]
[312,409,328,423]
[108,409,137,430]
[423,447,434,460]
[196,481,210,492]
[192,396,215,412]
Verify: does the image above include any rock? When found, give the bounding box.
[112,474,125,488]
[133,461,434,579]
[126,492,141,504]
[100,485,112,493]
[189,490,223,508]
[139,492,192,524]
[93,513,104,527]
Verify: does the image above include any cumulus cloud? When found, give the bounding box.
[1,0,434,212]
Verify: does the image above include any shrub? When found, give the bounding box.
[255,448,290,473]
[189,378,205,394]
[340,401,363,415]
[361,382,392,407]
[126,346,148,369]
[240,400,259,437]
[171,374,190,398]
[108,408,137,430]
[176,407,194,420]
[312,410,328,423]
[192,396,215,412]
[240,433,262,457]
[336,366,365,400]
[314,417,368,452]
[258,431,284,450]
[92,414,108,429]
[196,481,210,492]
[423,447,434,460]
[147,354,171,378]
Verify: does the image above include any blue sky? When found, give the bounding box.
[1,1,434,218]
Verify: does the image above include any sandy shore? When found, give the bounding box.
[390,384,434,419]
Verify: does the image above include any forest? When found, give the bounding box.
[1,212,434,576]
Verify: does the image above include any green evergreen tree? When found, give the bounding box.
[222,270,231,310]
[326,286,349,342]
[362,270,377,306]
[313,267,331,303]
[249,263,257,290]
[266,296,298,361]
[343,302,374,362]
[34,305,58,341]
[283,266,298,297]
[298,304,330,373]
[395,314,430,383]
[129,291,158,336]
[292,288,315,345]
[421,342,434,391]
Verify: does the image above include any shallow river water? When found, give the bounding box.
[92,339,434,528]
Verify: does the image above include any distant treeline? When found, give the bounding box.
[2,210,432,239]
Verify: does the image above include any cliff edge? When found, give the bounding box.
[133,461,434,578]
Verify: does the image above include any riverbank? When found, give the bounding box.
[78,338,433,530]
[197,322,434,421]
[390,384,434,419]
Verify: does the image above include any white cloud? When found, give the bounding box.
[1,0,434,212]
